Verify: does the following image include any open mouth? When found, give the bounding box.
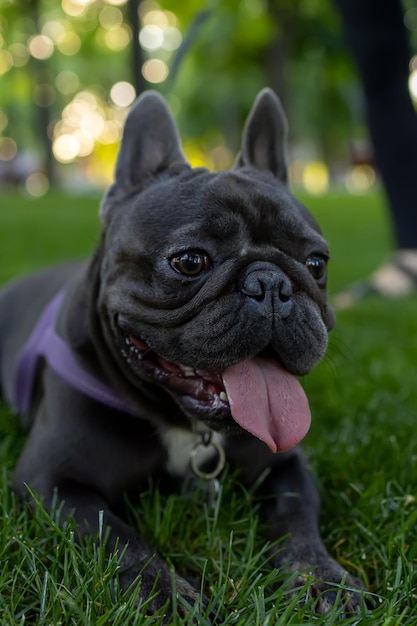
[117,327,313,454]
[121,333,230,416]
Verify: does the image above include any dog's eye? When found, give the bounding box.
[305,255,328,283]
[169,251,212,276]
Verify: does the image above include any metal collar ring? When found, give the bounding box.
[190,437,226,480]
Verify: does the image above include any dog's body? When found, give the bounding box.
[0,90,364,617]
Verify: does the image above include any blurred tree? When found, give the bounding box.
[0,0,363,186]
[0,0,134,184]
[127,0,146,94]
[165,0,357,162]
[29,0,55,182]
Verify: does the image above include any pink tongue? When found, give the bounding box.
[222,357,311,453]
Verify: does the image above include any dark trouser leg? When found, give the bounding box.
[334,0,417,249]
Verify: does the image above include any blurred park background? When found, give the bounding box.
[2,0,417,198]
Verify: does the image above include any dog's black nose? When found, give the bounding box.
[241,263,293,318]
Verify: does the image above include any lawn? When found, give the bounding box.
[0,187,416,625]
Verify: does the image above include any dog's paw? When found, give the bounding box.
[295,570,366,616]
[282,559,368,617]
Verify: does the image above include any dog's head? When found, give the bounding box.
[97,89,334,452]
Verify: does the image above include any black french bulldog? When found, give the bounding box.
[0,89,365,618]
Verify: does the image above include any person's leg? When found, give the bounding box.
[333,0,417,306]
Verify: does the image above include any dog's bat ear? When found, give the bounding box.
[100,91,187,223]
[235,88,289,185]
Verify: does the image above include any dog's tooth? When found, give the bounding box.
[181,366,196,377]
[219,391,228,402]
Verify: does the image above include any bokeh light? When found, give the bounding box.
[42,20,67,43]
[50,89,124,177]
[110,81,136,107]
[140,25,164,50]
[52,135,80,163]
[345,164,376,194]
[9,43,29,67]
[0,137,18,161]
[142,8,178,28]
[142,9,169,27]
[73,128,95,156]
[57,31,81,56]
[408,69,417,101]
[0,50,12,76]
[162,27,182,51]
[301,161,329,195]
[25,172,49,197]
[53,134,80,163]
[139,2,161,20]
[410,55,417,72]
[139,7,181,53]
[28,34,54,60]
[61,0,89,17]
[142,58,168,83]
[55,70,80,95]
[1,0,180,188]
[404,8,417,31]
[52,91,107,162]
[137,4,181,87]
[99,6,123,28]
[105,25,131,51]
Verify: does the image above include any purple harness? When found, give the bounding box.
[13,291,132,416]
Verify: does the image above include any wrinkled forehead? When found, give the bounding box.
[108,167,327,257]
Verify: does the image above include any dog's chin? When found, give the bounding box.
[118,331,238,432]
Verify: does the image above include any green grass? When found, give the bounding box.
[1,188,417,624]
